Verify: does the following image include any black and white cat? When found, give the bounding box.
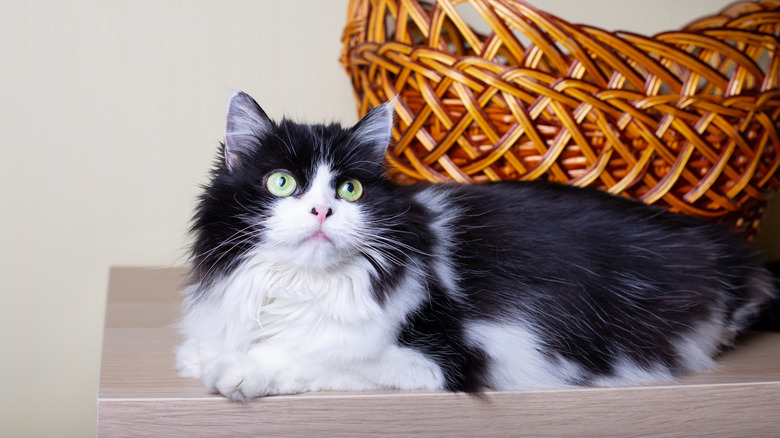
[176,91,777,401]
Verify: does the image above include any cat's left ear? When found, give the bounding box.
[350,98,397,163]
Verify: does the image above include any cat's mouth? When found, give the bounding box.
[306,230,332,243]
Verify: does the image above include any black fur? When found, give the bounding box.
[415,182,770,383]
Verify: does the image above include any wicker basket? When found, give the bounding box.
[341,0,780,235]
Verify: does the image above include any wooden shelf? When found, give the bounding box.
[98,267,780,437]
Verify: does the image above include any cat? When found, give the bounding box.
[176,91,777,401]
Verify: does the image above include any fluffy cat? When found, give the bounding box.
[176,91,777,401]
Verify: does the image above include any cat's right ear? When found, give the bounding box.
[224,91,273,171]
[350,98,397,164]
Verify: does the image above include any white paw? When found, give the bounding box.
[175,340,219,379]
[376,346,445,390]
[176,355,202,380]
[202,352,268,401]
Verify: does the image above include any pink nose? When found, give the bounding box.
[310,205,333,225]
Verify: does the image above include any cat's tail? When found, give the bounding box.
[749,262,780,332]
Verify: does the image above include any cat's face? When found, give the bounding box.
[260,162,373,268]
[191,92,404,282]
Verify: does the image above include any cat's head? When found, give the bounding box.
[190,92,414,292]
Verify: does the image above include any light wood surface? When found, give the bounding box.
[98,267,780,437]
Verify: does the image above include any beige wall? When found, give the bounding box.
[2,0,776,436]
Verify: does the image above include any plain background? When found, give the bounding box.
[2,0,777,436]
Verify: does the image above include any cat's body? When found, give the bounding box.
[176,92,777,400]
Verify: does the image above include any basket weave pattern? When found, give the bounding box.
[341,0,780,234]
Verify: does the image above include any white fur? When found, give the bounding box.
[414,186,464,300]
[177,164,444,400]
[591,358,674,387]
[465,320,581,389]
[591,317,726,387]
[465,314,732,390]
[668,317,723,374]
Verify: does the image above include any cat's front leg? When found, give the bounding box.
[202,351,271,402]
[203,344,446,400]
[356,344,446,390]
[301,345,446,392]
[175,338,219,379]
[203,345,310,401]
[248,344,446,394]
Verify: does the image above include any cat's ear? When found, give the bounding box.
[224,91,273,171]
[350,98,396,163]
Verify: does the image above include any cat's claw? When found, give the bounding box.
[203,352,268,401]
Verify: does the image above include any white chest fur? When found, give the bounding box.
[183,253,388,347]
[176,253,443,398]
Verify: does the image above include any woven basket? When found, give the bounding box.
[340,0,780,235]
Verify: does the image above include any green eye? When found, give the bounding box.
[266,171,298,197]
[337,179,363,202]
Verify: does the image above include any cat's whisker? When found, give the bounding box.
[355,230,434,258]
[351,240,419,269]
[232,196,265,219]
[342,235,422,273]
[360,245,418,272]
[191,233,251,274]
[190,222,258,264]
[191,224,260,280]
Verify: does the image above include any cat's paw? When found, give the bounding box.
[202,352,268,401]
[175,340,218,379]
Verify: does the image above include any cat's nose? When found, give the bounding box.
[310,205,333,225]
